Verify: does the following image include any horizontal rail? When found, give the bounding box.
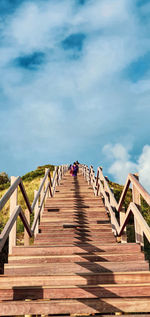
[31,169,50,211]
[19,180,32,214]
[82,164,150,246]
[31,181,50,232]
[0,177,21,212]
[0,206,21,251]
[0,164,68,253]
[129,174,150,205]
[118,202,150,243]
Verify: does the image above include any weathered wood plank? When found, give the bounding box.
[1,298,150,315]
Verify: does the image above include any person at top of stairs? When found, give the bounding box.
[70,161,79,176]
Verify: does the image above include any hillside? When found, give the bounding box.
[0,167,150,260]
[0,164,55,273]
[0,164,54,236]
[1,167,150,239]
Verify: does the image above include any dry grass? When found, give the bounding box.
[0,176,47,235]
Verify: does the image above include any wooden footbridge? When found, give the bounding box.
[1,164,150,316]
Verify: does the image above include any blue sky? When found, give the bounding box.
[0,0,150,189]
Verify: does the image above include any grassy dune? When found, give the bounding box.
[0,166,150,246]
[0,165,54,236]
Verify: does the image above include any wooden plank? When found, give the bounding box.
[0,206,21,252]
[19,180,32,214]
[4,261,149,275]
[12,243,141,255]
[8,253,144,264]
[1,298,150,315]
[2,284,150,300]
[1,272,150,287]
[0,176,21,211]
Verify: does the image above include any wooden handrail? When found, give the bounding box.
[81,163,150,246]
[0,206,21,251]
[129,173,150,206]
[0,164,68,253]
[31,169,50,211]
[0,177,21,211]
[31,180,50,232]
[19,180,32,214]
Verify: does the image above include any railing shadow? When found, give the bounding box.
[72,175,123,313]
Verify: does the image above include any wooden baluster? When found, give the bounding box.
[60,166,62,182]
[83,165,86,179]
[85,165,87,180]
[62,165,64,177]
[57,166,59,185]
[87,167,89,183]
[52,168,55,195]
[9,176,18,255]
[97,168,101,196]
[24,209,30,246]
[132,173,144,246]
[119,207,127,243]
[52,166,57,196]
[97,179,100,196]
[40,178,44,216]
[94,176,97,196]
[34,190,39,237]
[45,168,49,199]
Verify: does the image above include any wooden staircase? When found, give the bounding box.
[1,171,150,315]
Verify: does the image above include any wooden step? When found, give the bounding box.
[34,238,116,245]
[4,261,149,275]
[1,283,150,301]
[1,171,149,315]
[42,213,107,218]
[1,271,150,287]
[39,222,110,227]
[39,225,112,232]
[12,243,142,255]
[40,215,109,221]
[8,252,145,264]
[1,297,150,315]
[35,231,113,239]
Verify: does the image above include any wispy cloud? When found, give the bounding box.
[0,0,150,176]
[103,143,150,192]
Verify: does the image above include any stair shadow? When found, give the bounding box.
[72,175,123,313]
[13,286,43,300]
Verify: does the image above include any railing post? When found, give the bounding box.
[40,178,45,215]
[9,176,18,255]
[119,207,127,243]
[57,166,61,185]
[45,168,49,199]
[132,173,144,246]
[97,167,102,197]
[83,165,86,178]
[34,190,39,237]
[61,165,64,178]
[59,166,62,182]
[84,165,89,184]
[24,209,30,246]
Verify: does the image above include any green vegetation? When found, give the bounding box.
[22,164,54,181]
[109,179,150,224]
[0,164,55,236]
[108,179,150,249]
[0,166,150,260]
[0,172,10,190]
[0,164,55,273]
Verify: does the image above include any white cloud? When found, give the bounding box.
[5,1,72,53]
[103,144,137,184]
[0,0,150,175]
[103,143,150,193]
[138,145,150,192]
